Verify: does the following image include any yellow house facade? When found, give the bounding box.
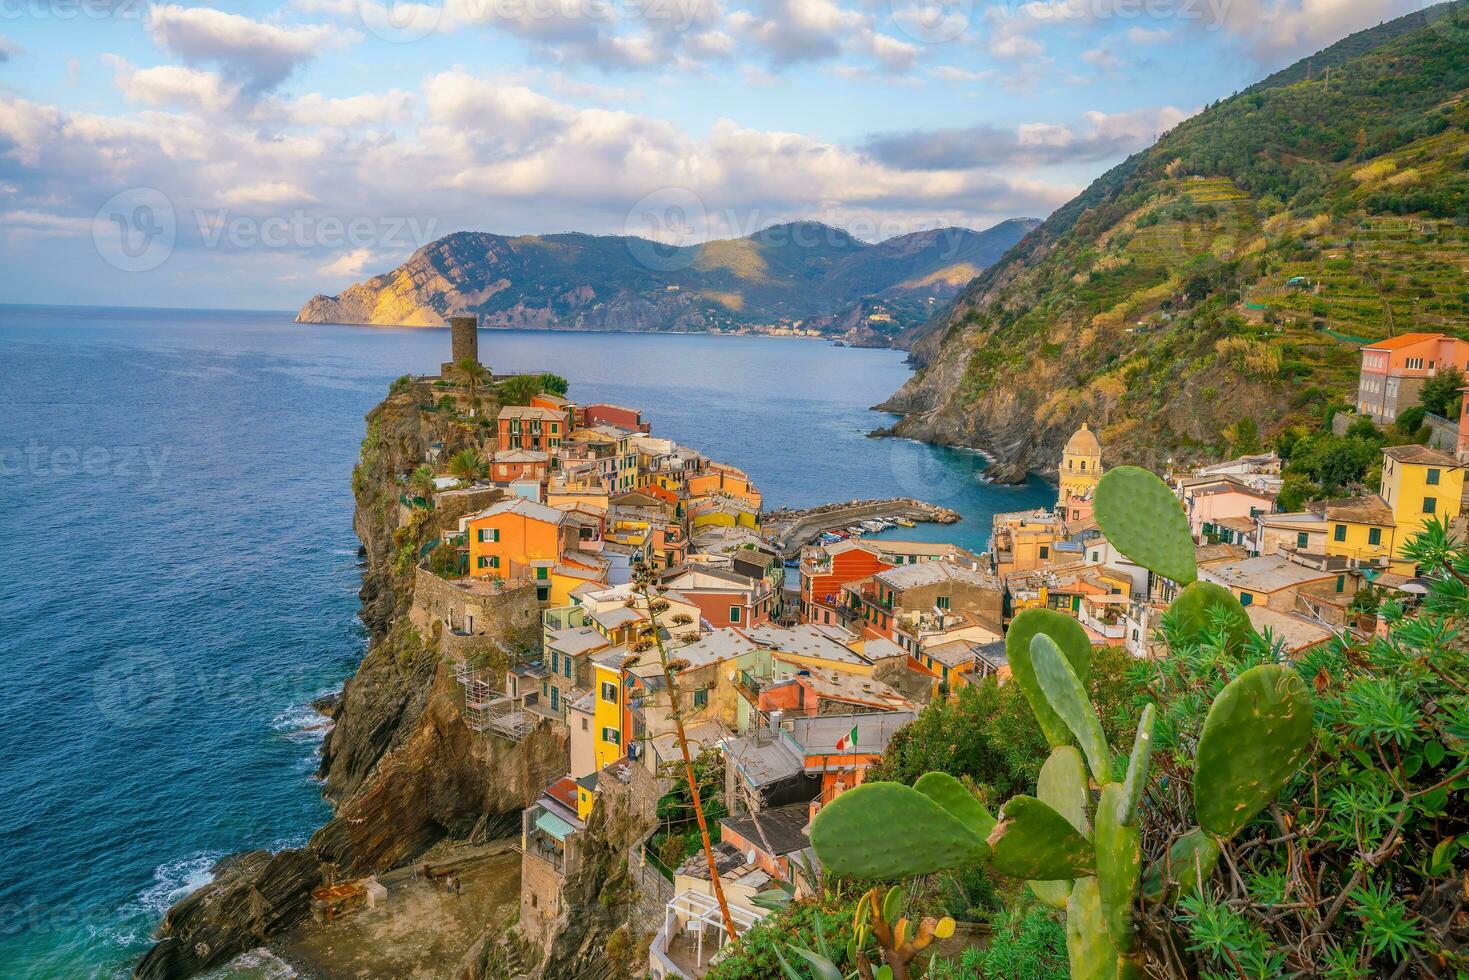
[1059,423,1104,501]
[1380,445,1463,568]
[591,651,627,773]
[1315,495,1396,566]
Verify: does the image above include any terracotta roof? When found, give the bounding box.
[1310,494,1395,526]
[1361,332,1445,351]
[1383,444,1459,466]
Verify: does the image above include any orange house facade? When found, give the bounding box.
[1357,333,1469,424]
[497,406,568,451]
[462,498,569,592]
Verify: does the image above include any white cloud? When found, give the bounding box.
[108,59,244,113]
[147,5,355,92]
[318,245,375,275]
[1082,47,1124,73]
[222,181,318,205]
[928,65,996,83]
[1125,26,1172,43]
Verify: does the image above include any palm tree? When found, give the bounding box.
[408,464,437,508]
[446,448,486,487]
[451,358,491,415]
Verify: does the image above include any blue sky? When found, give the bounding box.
[0,0,1434,309]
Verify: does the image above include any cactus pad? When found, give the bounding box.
[987,795,1096,880]
[1031,633,1112,782]
[1037,745,1091,837]
[1006,608,1093,748]
[1094,784,1141,953]
[1169,581,1253,651]
[1140,828,1222,903]
[810,782,987,878]
[1065,877,1129,980]
[915,771,997,846]
[1094,466,1196,585]
[1117,705,1155,825]
[1194,664,1313,838]
[1029,877,1073,909]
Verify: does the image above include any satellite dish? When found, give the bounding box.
[747,849,757,865]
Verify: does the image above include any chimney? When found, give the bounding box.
[450,314,479,365]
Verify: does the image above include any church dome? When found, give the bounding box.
[1064,423,1101,456]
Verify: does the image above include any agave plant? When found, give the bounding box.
[809,466,1314,979]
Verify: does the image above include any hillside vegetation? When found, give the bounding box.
[296,219,1038,346]
[883,2,1469,477]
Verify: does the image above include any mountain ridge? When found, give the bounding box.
[879,1,1469,481]
[296,218,1040,346]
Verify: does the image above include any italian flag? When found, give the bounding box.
[835,724,858,752]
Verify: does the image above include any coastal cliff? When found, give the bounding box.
[134,386,568,979]
[876,4,1469,481]
[295,221,1038,347]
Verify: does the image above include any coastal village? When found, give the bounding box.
[317,317,1469,978]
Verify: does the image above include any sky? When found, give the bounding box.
[0,0,1437,309]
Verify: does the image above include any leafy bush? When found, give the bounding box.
[1395,403,1427,433]
[926,904,1068,980]
[704,898,857,980]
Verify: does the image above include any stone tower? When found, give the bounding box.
[450,314,479,365]
[1059,423,1104,502]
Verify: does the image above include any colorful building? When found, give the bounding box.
[498,405,568,451]
[461,497,571,598]
[1356,333,1469,424]
[1312,495,1396,566]
[1058,423,1104,505]
[1380,444,1464,567]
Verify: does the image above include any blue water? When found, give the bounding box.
[0,306,1053,977]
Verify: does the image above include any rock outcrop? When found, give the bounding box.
[135,385,566,979]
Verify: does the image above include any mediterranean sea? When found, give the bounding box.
[0,306,1054,977]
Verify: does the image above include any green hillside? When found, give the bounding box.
[886,2,1469,472]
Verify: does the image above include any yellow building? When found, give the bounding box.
[1380,445,1464,568]
[1314,495,1396,566]
[590,651,627,773]
[1059,423,1104,501]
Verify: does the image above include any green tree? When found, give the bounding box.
[1274,474,1316,512]
[446,448,486,485]
[407,464,436,508]
[538,372,570,396]
[1420,367,1465,418]
[1395,403,1428,433]
[497,373,544,406]
[1224,416,1260,456]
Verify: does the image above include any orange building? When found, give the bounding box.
[687,463,763,511]
[491,449,550,483]
[799,541,895,626]
[497,406,568,451]
[461,497,572,593]
[1357,333,1469,424]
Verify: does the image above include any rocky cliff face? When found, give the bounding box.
[296,220,1037,346]
[135,387,567,979]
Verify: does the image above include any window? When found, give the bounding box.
[536,566,549,580]
[551,651,560,673]
[536,585,549,601]
[1296,531,1309,549]
[602,727,621,745]
[936,596,950,610]
[564,658,571,678]
[1239,592,1253,606]
[477,556,490,569]
[729,605,741,623]
[600,681,618,703]
[1369,527,1382,546]
[1425,497,1438,514]
[693,688,708,708]
[1336,575,1346,593]
[1334,524,1347,542]
[1039,545,1050,559]
[1427,468,1441,485]
[476,527,499,543]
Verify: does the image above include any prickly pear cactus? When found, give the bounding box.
[1066,876,1136,980]
[1141,828,1222,903]
[914,771,996,842]
[1006,608,1093,748]
[1169,580,1254,651]
[1117,705,1155,824]
[1031,633,1112,781]
[1037,745,1091,837]
[987,795,1096,880]
[810,781,988,878]
[1094,784,1141,955]
[1094,465,1197,585]
[1194,664,1313,838]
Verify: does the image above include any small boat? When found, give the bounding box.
[894,517,916,527]
[832,529,850,539]
[861,520,883,532]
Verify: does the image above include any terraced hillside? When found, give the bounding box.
[883,2,1469,479]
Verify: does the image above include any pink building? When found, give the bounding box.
[1179,476,1277,541]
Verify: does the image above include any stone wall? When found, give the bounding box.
[410,567,538,644]
[519,850,564,947]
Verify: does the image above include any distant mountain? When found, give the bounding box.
[880,1,1469,480]
[295,218,1039,346]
